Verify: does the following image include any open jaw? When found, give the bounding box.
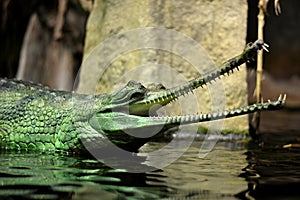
[128,39,270,115]
[89,40,285,152]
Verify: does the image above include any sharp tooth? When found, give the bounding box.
[263,46,269,52]
[278,94,282,101]
[282,94,287,102]
[201,114,204,120]
[262,43,269,52]
[249,106,255,111]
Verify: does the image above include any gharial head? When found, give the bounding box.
[86,40,285,151]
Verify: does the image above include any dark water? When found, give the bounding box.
[1,110,300,200]
[1,138,300,200]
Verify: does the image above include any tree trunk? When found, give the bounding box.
[1,0,88,90]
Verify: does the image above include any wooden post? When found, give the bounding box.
[252,0,281,135]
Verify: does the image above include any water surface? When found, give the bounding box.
[1,131,300,199]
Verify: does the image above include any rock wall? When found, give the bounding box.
[78,0,249,133]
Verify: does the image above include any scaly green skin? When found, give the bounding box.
[0,40,285,153]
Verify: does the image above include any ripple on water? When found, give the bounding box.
[0,135,300,199]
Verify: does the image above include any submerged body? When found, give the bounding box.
[0,40,285,153]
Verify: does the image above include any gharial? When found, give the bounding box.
[0,40,285,153]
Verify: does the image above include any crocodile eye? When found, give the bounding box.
[126,80,146,90]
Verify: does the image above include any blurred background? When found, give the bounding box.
[0,0,88,90]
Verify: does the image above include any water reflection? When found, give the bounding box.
[144,139,249,199]
[237,141,300,200]
[0,152,167,199]
[237,109,300,199]
[1,134,300,199]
